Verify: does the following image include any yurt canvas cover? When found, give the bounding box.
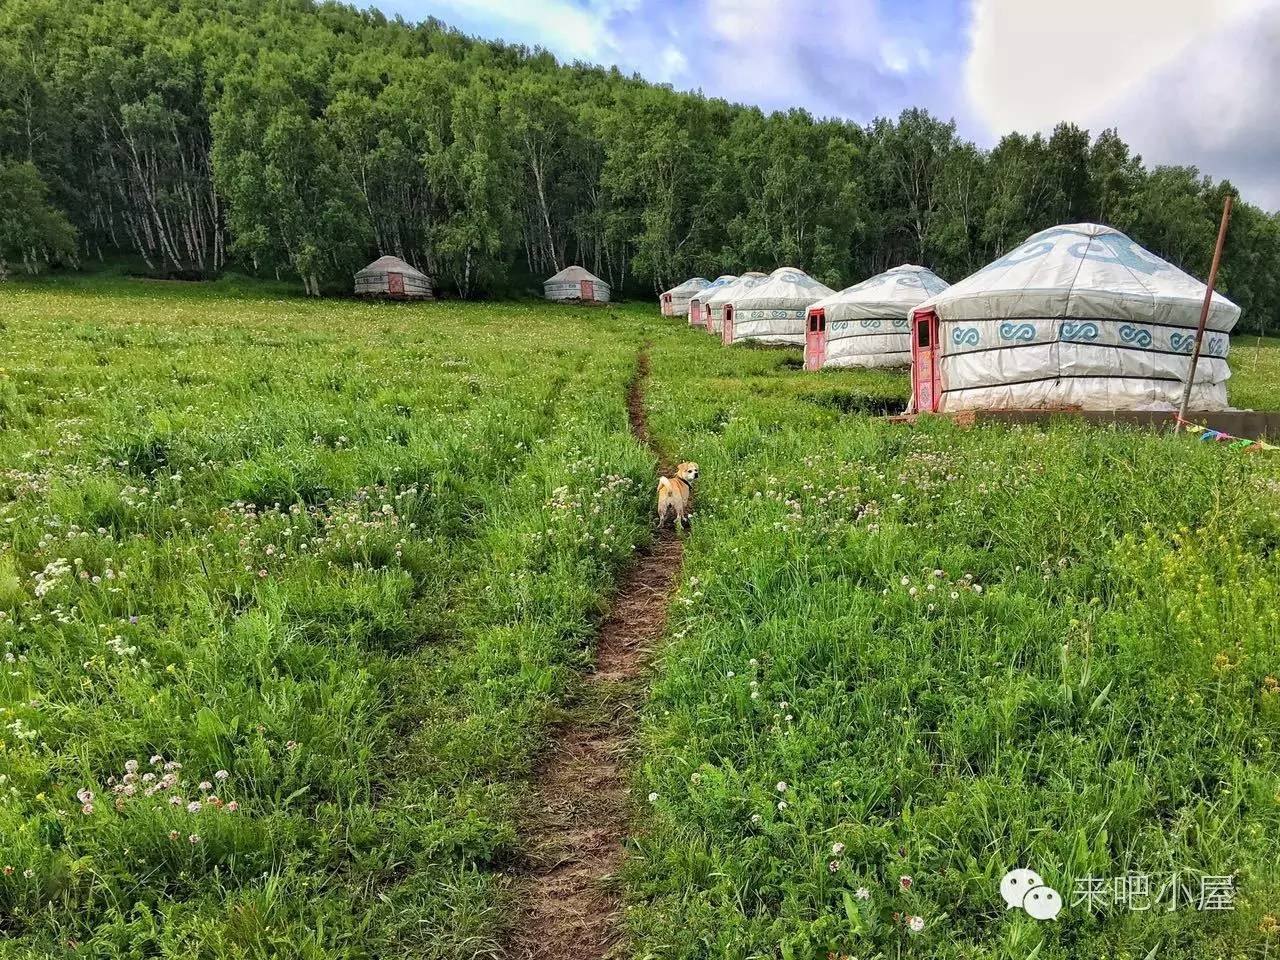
[805,265,948,370]
[689,275,737,326]
[723,267,834,346]
[705,272,767,334]
[910,223,1240,413]
[661,277,709,317]
[354,255,434,300]
[545,265,610,303]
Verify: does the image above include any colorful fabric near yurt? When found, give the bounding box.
[354,255,434,300]
[909,223,1240,413]
[660,277,709,317]
[722,267,834,346]
[705,272,768,335]
[689,275,737,326]
[545,266,610,303]
[804,265,948,370]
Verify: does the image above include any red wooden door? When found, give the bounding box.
[580,280,593,300]
[911,310,940,412]
[388,272,405,298]
[721,305,734,344]
[804,308,827,371]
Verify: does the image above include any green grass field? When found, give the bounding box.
[0,276,1277,959]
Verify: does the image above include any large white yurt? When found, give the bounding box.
[804,265,949,371]
[722,267,834,346]
[688,275,737,327]
[354,255,434,300]
[705,272,767,336]
[909,223,1240,413]
[544,266,610,304]
[660,277,709,317]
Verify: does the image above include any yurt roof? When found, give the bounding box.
[691,275,738,303]
[546,265,607,285]
[812,265,949,322]
[706,271,769,307]
[731,267,834,310]
[918,224,1239,331]
[355,255,429,280]
[664,277,710,297]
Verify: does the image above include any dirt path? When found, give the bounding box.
[507,350,681,959]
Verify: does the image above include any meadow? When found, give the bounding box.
[0,277,1278,960]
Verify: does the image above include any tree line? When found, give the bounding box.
[1,0,1277,332]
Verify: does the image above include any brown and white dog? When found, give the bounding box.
[656,461,699,529]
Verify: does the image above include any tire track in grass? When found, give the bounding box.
[508,348,681,959]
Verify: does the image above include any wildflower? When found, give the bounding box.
[76,788,94,804]
[828,860,841,873]
[908,915,925,933]
[900,576,910,586]
[2,866,12,876]
[831,842,845,855]
[777,800,788,810]
[690,773,701,784]
[1260,915,1278,934]
[214,770,229,781]
[285,740,299,751]
[198,781,212,791]
[186,800,202,813]
[22,869,32,878]
[972,584,983,594]
[900,875,913,891]
[168,830,179,841]
[188,834,200,844]
[81,803,94,815]
[647,792,659,803]
[776,781,788,793]
[150,755,163,766]
[169,795,183,806]
[750,813,762,826]
[225,800,239,813]
[124,759,139,774]
[933,569,943,578]
[855,887,871,901]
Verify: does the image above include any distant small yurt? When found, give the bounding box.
[805,265,949,371]
[660,277,709,317]
[909,223,1241,413]
[722,267,834,347]
[354,255,434,300]
[689,275,737,327]
[705,272,767,336]
[545,266,610,304]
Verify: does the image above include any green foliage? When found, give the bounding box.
[628,326,1280,959]
[0,280,656,955]
[1,0,1280,326]
[0,160,76,278]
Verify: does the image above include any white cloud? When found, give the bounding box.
[965,0,1280,208]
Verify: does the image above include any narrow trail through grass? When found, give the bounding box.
[509,349,683,959]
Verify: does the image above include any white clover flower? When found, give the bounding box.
[855,887,871,901]
[777,800,788,810]
[750,813,762,825]
[831,842,845,855]
[908,915,925,933]
[214,770,229,781]
[647,792,659,803]
[775,781,788,793]
[187,800,202,813]
[124,759,139,774]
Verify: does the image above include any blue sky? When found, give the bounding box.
[373,0,1280,209]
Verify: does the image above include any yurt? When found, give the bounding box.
[705,272,767,336]
[689,275,737,327]
[722,267,834,347]
[660,277,709,317]
[545,266,610,304]
[804,265,949,371]
[909,223,1240,413]
[354,255,434,300]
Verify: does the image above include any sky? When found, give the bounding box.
[373,0,1280,210]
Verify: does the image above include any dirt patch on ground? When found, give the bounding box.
[507,348,682,959]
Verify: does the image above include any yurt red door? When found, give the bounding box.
[721,305,734,345]
[387,272,405,298]
[804,308,827,371]
[580,280,593,300]
[911,310,941,412]
[661,293,671,316]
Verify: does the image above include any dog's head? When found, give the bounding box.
[676,461,700,483]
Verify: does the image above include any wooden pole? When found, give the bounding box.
[1178,194,1233,426]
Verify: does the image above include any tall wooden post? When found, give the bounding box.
[1178,195,1233,425]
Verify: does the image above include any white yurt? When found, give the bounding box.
[545,266,610,304]
[705,272,768,336]
[354,255,434,300]
[722,267,834,346]
[688,275,737,327]
[804,265,949,371]
[909,223,1240,413]
[660,277,709,317]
